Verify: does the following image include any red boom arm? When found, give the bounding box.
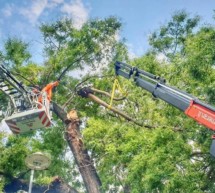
[185,100,215,131]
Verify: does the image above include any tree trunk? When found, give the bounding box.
[52,103,102,193]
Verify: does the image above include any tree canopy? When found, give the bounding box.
[1,11,215,193]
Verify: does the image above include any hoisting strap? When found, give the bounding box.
[108,76,127,109]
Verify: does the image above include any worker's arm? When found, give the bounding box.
[41,81,59,101]
[42,81,59,92]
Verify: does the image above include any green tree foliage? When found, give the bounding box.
[39,17,121,83]
[4,38,31,67]
[1,11,215,193]
[81,12,215,193]
[185,27,215,96]
[149,10,200,59]
[0,16,123,192]
[0,135,30,177]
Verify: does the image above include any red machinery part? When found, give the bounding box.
[185,100,215,131]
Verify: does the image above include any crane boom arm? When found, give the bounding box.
[115,61,215,131]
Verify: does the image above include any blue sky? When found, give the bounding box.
[0,0,215,63]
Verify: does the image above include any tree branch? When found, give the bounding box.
[91,87,126,101]
[77,87,153,128]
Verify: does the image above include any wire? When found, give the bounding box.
[0,64,28,93]
[11,71,40,89]
[57,52,91,81]
[62,74,114,108]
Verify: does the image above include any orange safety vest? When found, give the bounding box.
[38,81,59,106]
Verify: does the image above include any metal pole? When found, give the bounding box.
[28,169,34,193]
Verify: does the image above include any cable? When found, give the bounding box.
[11,71,40,89]
[57,52,90,81]
[0,64,28,93]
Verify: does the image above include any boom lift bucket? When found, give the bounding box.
[5,107,51,134]
[0,64,57,134]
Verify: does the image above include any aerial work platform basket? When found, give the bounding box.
[0,64,58,135]
[5,106,51,134]
[4,88,53,134]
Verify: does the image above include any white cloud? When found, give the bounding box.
[51,0,64,3]
[47,0,64,8]
[61,0,89,29]
[2,4,14,17]
[19,0,48,24]
[17,0,89,27]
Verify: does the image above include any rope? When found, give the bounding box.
[108,76,127,109]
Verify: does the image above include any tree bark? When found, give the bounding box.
[52,103,102,193]
[87,93,144,126]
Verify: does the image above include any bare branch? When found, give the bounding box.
[91,87,126,101]
[77,87,153,128]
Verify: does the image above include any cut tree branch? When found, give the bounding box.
[91,87,126,101]
[77,87,154,128]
